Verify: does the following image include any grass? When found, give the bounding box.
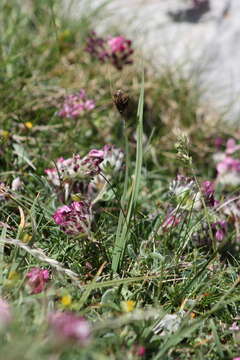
[1,0,240,359]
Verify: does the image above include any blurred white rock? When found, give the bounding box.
[64,0,240,122]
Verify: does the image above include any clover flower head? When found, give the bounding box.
[26,268,49,294]
[53,201,92,235]
[85,32,133,70]
[58,90,95,119]
[108,36,131,53]
[48,311,91,346]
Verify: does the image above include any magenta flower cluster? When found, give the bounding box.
[48,311,91,346]
[53,201,92,235]
[85,32,134,70]
[26,268,50,294]
[58,89,95,119]
[47,145,124,235]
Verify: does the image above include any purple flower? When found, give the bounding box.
[53,201,92,235]
[26,268,49,294]
[211,221,228,242]
[214,137,224,150]
[85,31,109,62]
[57,90,95,119]
[201,180,216,207]
[0,298,11,328]
[48,311,91,346]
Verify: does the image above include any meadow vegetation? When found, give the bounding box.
[1,1,240,359]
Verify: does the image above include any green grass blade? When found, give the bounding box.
[111,72,144,273]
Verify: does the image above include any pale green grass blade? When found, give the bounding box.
[111,72,144,273]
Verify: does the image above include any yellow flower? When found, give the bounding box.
[0,130,10,139]
[60,294,72,307]
[22,233,32,243]
[121,300,136,313]
[8,270,19,280]
[24,122,33,130]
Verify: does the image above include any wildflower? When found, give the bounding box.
[53,201,92,235]
[226,138,240,155]
[26,268,50,294]
[211,221,228,242]
[85,31,109,62]
[121,300,136,313]
[170,175,201,210]
[108,36,134,70]
[45,151,104,188]
[8,271,19,281]
[60,294,72,307]
[57,90,95,119]
[201,180,216,207]
[229,322,240,331]
[48,311,91,346]
[132,345,146,357]
[24,121,33,130]
[85,32,133,70]
[0,298,11,328]
[162,214,181,232]
[214,137,224,149]
[22,233,32,243]
[11,177,23,191]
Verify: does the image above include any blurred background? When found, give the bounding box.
[65,0,239,122]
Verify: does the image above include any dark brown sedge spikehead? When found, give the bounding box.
[113,89,129,115]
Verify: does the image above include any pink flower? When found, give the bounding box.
[0,298,11,327]
[211,221,228,242]
[132,345,146,357]
[26,268,49,294]
[162,214,181,232]
[45,151,104,187]
[48,311,91,346]
[85,32,133,70]
[217,157,240,174]
[53,201,92,235]
[226,138,240,155]
[58,90,95,119]
[108,36,130,53]
[229,322,240,331]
